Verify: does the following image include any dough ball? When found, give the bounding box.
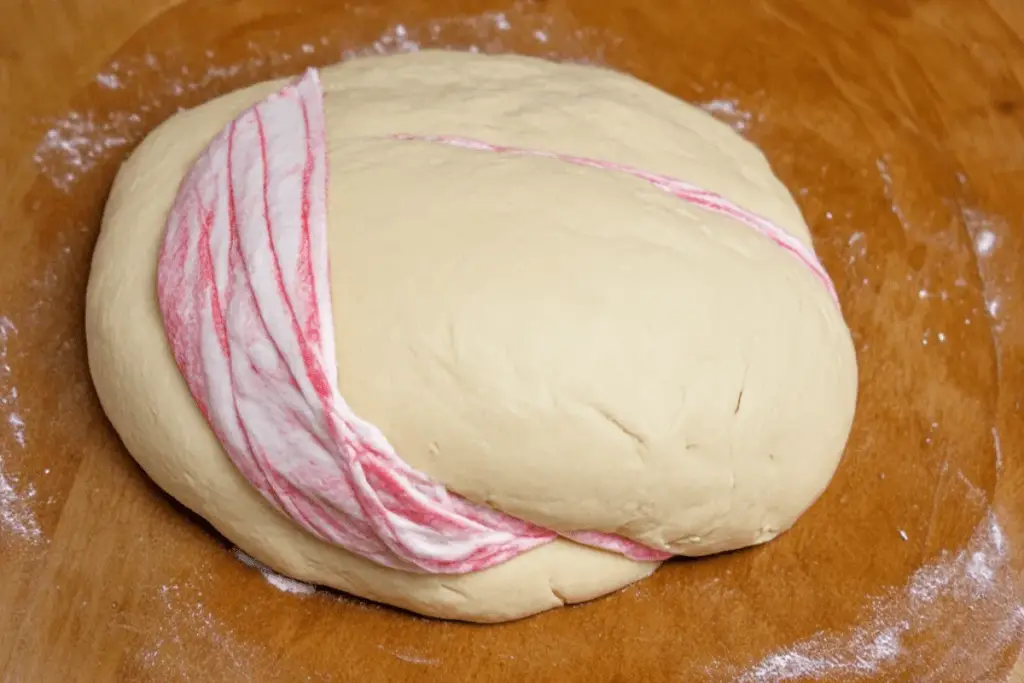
[86,51,857,622]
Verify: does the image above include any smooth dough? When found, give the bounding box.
[86,51,857,622]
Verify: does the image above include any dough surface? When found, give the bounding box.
[87,50,857,622]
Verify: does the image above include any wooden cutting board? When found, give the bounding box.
[1,0,1021,680]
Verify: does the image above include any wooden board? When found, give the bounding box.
[0,0,1022,680]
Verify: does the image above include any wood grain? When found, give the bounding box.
[1,0,1022,681]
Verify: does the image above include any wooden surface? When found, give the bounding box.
[1,0,1022,680]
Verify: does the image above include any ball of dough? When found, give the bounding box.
[86,50,857,622]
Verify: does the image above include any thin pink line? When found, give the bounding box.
[387,133,839,305]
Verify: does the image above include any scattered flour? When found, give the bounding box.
[0,316,42,544]
[725,511,1020,682]
[876,155,914,234]
[341,7,618,64]
[845,230,868,267]
[991,426,1004,472]
[233,548,316,595]
[698,99,757,133]
[32,111,136,192]
[377,645,441,666]
[960,205,1008,340]
[0,465,41,543]
[95,71,124,90]
[137,580,268,679]
[974,228,997,256]
[879,159,1011,389]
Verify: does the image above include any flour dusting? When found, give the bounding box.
[137,580,267,679]
[974,228,997,256]
[991,426,1004,472]
[342,6,619,63]
[32,111,136,192]
[875,155,916,235]
[727,510,1020,681]
[95,71,124,90]
[378,645,441,666]
[960,206,1008,340]
[0,316,42,545]
[0,464,41,543]
[698,99,757,133]
[233,548,316,595]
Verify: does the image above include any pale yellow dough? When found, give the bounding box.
[86,51,857,622]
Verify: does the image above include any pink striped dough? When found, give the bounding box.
[157,68,837,575]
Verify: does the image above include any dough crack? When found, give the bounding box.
[583,402,649,459]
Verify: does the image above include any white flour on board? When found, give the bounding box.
[698,99,758,133]
[876,155,913,233]
[137,581,269,680]
[0,315,43,545]
[0,464,40,544]
[377,645,441,666]
[32,111,136,193]
[233,548,316,595]
[342,8,615,63]
[721,510,1020,681]
[877,159,1009,350]
[960,205,1008,340]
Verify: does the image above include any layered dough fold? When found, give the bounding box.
[87,51,857,621]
